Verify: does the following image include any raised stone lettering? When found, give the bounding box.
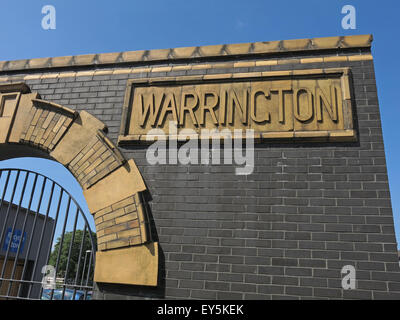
[250,88,270,123]
[200,91,219,126]
[179,91,199,126]
[316,86,339,122]
[158,92,179,127]
[294,88,313,122]
[120,68,355,143]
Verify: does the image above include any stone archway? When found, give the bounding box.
[0,82,158,287]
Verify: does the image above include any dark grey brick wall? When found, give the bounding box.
[6,46,400,299]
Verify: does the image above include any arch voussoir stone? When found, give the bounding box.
[50,109,107,165]
[20,98,77,151]
[0,82,158,287]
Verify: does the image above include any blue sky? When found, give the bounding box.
[0,0,400,244]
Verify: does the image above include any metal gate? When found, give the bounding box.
[0,168,96,300]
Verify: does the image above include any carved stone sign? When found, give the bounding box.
[118,68,355,144]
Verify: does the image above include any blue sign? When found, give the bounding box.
[2,227,26,253]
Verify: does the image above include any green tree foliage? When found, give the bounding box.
[49,229,96,282]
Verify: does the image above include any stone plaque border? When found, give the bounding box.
[118,68,356,145]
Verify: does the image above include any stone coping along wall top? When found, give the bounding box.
[0,34,373,72]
